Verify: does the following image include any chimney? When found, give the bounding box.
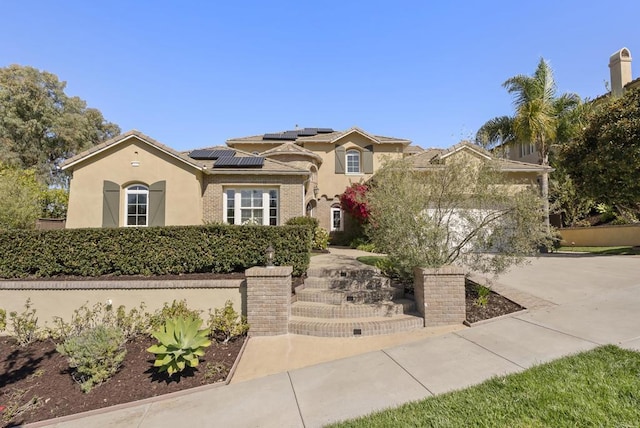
[609,47,632,97]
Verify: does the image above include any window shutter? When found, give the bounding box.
[149,181,166,226]
[102,181,120,227]
[363,145,374,173]
[335,145,345,174]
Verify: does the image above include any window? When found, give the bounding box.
[519,142,535,158]
[126,185,148,226]
[331,205,343,231]
[346,150,361,174]
[224,189,278,225]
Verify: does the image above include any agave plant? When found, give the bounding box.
[147,317,211,376]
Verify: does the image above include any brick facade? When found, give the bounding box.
[413,266,466,326]
[245,266,292,336]
[202,174,305,225]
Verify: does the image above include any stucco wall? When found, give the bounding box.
[0,279,245,326]
[66,137,203,228]
[202,174,305,225]
[559,224,640,247]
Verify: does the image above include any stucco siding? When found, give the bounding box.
[66,137,203,228]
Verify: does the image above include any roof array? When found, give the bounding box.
[187,148,265,168]
[263,128,334,141]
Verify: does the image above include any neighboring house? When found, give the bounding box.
[62,130,309,228]
[502,47,640,164]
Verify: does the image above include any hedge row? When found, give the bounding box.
[0,225,312,278]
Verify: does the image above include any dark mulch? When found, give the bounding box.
[0,335,244,427]
[465,281,524,324]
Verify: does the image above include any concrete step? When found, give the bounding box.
[295,287,404,305]
[303,276,391,290]
[288,314,424,337]
[291,299,416,319]
[306,267,381,279]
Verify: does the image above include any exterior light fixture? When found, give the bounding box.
[265,244,275,267]
[313,185,319,199]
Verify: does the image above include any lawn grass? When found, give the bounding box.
[558,246,640,255]
[328,345,640,428]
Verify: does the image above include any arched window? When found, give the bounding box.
[126,185,148,226]
[346,150,361,174]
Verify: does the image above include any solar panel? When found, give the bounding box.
[317,128,334,133]
[189,149,236,160]
[189,149,215,159]
[213,156,264,168]
[263,133,296,140]
[297,128,318,136]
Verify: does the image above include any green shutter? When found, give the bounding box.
[149,181,166,226]
[102,181,120,227]
[363,145,374,174]
[335,145,345,174]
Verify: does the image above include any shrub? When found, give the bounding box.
[57,325,127,393]
[474,284,491,307]
[149,300,202,331]
[46,301,150,343]
[0,308,6,332]
[208,301,249,343]
[285,216,327,250]
[8,299,40,346]
[148,317,211,376]
[0,224,312,278]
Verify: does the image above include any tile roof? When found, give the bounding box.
[61,130,202,171]
[405,141,552,172]
[226,126,411,146]
[260,142,324,164]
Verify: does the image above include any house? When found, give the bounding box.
[62,127,412,232]
[62,130,310,228]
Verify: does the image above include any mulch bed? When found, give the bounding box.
[0,335,244,427]
[465,281,524,324]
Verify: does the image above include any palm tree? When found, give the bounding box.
[476,58,581,230]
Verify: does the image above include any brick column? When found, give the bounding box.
[413,266,466,327]
[245,266,292,336]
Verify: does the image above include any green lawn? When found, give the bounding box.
[557,246,640,255]
[328,346,640,428]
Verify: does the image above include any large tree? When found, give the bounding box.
[0,65,120,185]
[366,156,549,279]
[476,59,581,230]
[561,87,640,218]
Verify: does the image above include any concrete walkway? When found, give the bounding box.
[32,251,640,428]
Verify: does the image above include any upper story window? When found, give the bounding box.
[346,150,361,174]
[126,185,148,226]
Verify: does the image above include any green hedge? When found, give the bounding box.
[0,225,311,278]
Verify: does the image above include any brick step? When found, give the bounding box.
[291,299,416,318]
[306,267,381,279]
[295,287,404,305]
[303,276,391,290]
[288,314,424,337]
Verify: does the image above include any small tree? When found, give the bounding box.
[366,156,549,279]
[0,164,44,229]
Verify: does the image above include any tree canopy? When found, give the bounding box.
[561,87,640,215]
[0,65,120,185]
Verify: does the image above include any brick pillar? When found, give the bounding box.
[245,266,292,336]
[413,266,466,327]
